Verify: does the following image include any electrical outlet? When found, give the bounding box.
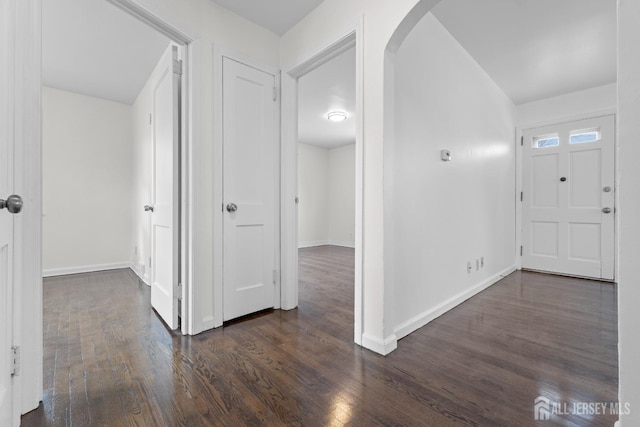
[481,257,484,268]
[467,262,472,274]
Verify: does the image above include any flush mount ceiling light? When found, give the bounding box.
[327,111,348,122]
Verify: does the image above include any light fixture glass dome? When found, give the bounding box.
[327,111,348,122]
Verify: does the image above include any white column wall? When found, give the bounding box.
[617,0,640,424]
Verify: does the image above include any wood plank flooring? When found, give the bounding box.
[22,245,618,426]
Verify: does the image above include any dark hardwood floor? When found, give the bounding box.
[22,246,617,426]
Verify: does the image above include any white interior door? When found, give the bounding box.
[1,1,16,422]
[522,115,615,280]
[223,57,277,322]
[150,45,181,329]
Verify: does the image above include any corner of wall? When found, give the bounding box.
[361,332,398,356]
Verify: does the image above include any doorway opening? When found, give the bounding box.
[281,26,363,344]
[41,0,193,333]
[296,46,356,338]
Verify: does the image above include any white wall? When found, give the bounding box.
[298,142,355,248]
[617,0,640,424]
[517,83,617,127]
[328,144,356,247]
[42,86,133,275]
[298,143,329,246]
[281,0,442,353]
[387,13,517,339]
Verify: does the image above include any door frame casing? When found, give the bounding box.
[280,18,364,345]
[516,109,618,279]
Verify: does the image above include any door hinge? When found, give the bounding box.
[11,346,20,376]
[272,86,277,102]
[272,269,278,285]
[177,282,182,300]
[149,257,152,268]
[520,246,523,256]
[173,59,183,76]
[520,191,523,202]
[521,136,524,146]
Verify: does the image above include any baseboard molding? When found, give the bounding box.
[43,262,132,278]
[328,240,355,248]
[394,265,518,340]
[361,332,398,356]
[130,264,150,286]
[298,240,355,249]
[298,240,330,248]
[202,316,216,331]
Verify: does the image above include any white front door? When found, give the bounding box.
[150,45,181,329]
[1,0,17,422]
[522,115,615,280]
[222,57,277,321]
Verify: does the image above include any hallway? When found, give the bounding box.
[22,246,617,425]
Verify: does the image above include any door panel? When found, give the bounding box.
[222,57,276,322]
[569,150,601,207]
[0,0,15,421]
[532,154,560,208]
[522,115,615,280]
[150,45,180,330]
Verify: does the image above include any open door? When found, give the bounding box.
[149,45,181,330]
[0,79,16,427]
[1,0,23,420]
[222,57,277,321]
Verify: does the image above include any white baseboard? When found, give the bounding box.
[394,265,518,340]
[298,240,330,248]
[130,264,150,286]
[328,240,355,248]
[201,315,216,331]
[43,262,132,277]
[361,332,398,356]
[298,240,356,249]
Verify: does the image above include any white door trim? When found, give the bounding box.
[104,0,198,334]
[280,18,365,345]
[212,46,281,328]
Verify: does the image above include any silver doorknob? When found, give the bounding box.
[144,205,154,212]
[602,207,612,214]
[226,203,238,213]
[0,194,23,214]
[603,186,612,193]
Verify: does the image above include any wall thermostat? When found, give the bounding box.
[441,149,452,161]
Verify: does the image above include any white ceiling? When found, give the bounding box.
[432,0,617,105]
[42,0,616,127]
[209,0,323,35]
[43,0,170,105]
[298,47,356,149]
